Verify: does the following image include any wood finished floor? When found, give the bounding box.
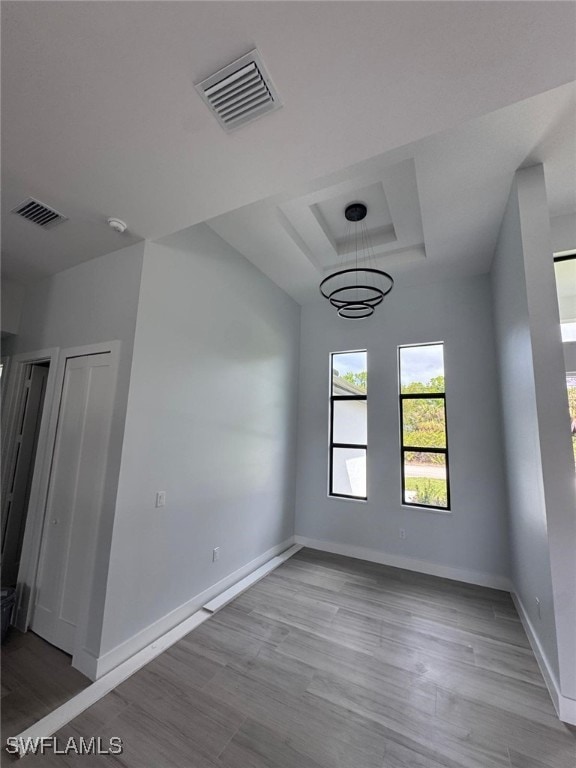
[12,548,576,767]
[1,630,90,743]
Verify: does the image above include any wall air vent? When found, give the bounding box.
[11,198,67,229]
[195,49,282,132]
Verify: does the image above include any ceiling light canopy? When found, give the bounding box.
[320,203,394,319]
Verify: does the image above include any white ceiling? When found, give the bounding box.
[275,158,425,273]
[209,82,576,302]
[2,1,575,290]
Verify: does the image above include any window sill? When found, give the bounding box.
[328,494,368,504]
[401,504,452,515]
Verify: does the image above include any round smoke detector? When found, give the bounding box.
[107,217,127,233]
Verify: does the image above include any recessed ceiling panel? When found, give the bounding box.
[278,158,425,270]
[311,182,396,257]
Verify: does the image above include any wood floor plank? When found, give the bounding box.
[218,719,325,768]
[113,641,223,704]
[236,588,339,635]
[329,607,383,651]
[176,618,270,666]
[1,687,54,744]
[415,651,559,722]
[208,605,291,646]
[68,706,222,768]
[471,635,547,687]
[508,748,576,768]
[1,630,90,739]
[8,548,575,768]
[384,739,452,768]
[435,688,576,768]
[62,689,132,735]
[226,642,317,698]
[275,624,412,688]
[339,579,465,626]
[306,670,511,768]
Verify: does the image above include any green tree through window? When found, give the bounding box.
[399,344,450,509]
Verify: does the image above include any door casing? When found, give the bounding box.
[1,341,120,677]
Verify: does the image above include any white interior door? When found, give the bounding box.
[31,352,115,654]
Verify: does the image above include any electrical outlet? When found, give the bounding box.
[535,597,541,619]
[399,528,406,540]
[155,491,166,508]
[213,547,220,562]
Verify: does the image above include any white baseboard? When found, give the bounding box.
[10,539,300,757]
[71,647,99,681]
[92,536,296,679]
[204,544,301,613]
[511,591,576,725]
[294,536,512,592]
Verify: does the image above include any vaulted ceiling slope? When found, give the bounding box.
[2,1,575,285]
[208,83,576,303]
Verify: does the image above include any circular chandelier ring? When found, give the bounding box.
[328,285,385,309]
[337,302,374,319]
[320,267,394,303]
[319,202,395,319]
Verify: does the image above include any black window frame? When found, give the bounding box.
[553,251,576,263]
[398,343,451,511]
[554,252,576,340]
[329,351,367,501]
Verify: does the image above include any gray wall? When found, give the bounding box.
[1,278,24,337]
[295,273,510,583]
[99,225,300,654]
[550,212,576,255]
[5,242,145,655]
[491,165,576,703]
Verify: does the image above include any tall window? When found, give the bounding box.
[554,253,576,342]
[399,343,450,510]
[329,351,367,500]
[567,373,576,470]
[554,254,576,468]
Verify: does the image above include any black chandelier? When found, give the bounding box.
[319,202,394,319]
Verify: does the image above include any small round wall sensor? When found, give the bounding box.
[107,217,127,233]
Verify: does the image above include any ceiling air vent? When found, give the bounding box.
[195,49,282,132]
[11,197,67,229]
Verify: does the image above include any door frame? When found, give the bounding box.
[3,342,121,676]
[37,341,121,676]
[1,347,60,632]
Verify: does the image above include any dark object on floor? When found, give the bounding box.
[1,587,16,644]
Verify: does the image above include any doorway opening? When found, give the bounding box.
[1,342,119,676]
[1,361,50,589]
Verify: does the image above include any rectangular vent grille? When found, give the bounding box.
[11,198,67,229]
[196,50,282,132]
